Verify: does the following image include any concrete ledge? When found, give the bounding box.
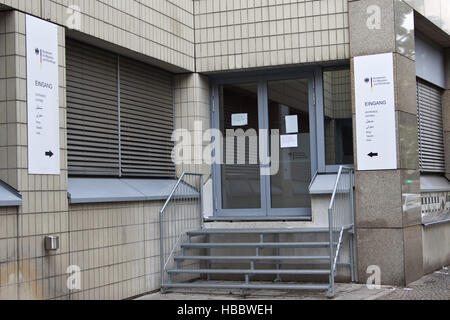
[309,174,339,195]
[421,175,450,193]
[68,178,199,204]
[423,216,450,227]
[0,180,22,207]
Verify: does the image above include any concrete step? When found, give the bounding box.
[162,282,330,291]
[168,269,331,276]
[181,242,336,249]
[187,228,331,237]
[174,255,332,262]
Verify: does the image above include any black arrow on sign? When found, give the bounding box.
[45,151,54,158]
[368,152,379,158]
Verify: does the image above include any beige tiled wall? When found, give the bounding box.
[69,202,148,300]
[0,11,19,301]
[174,73,211,178]
[0,9,25,190]
[1,196,200,300]
[0,206,18,300]
[0,10,70,300]
[0,0,195,72]
[194,0,350,72]
[68,200,200,300]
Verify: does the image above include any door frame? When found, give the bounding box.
[210,67,323,218]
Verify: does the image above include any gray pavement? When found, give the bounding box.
[138,267,449,301]
[375,266,449,300]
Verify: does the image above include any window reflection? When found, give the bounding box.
[268,79,312,209]
[323,69,354,166]
[220,83,261,209]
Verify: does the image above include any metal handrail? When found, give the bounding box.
[328,166,354,211]
[159,172,203,290]
[160,173,186,215]
[327,166,355,297]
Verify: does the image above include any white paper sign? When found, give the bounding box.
[280,134,298,149]
[285,115,299,134]
[232,113,248,127]
[354,53,397,171]
[26,15,60,175]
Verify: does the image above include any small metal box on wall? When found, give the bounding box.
[44,235,60,251]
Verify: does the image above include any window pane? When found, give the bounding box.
[268,79,311,209]
[220,83,261,209]
[323,69,354,166]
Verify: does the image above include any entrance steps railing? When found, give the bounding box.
[159,167,356,296]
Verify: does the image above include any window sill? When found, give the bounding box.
[309,173,339,195]
[420,175,450,193]
[423,214,450,227]
[68,178,199,205]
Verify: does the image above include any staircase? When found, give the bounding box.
[160,168,355,296]
[161,227,355,294]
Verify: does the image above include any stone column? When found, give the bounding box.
[349,0,423,286]
[173,73,211,178]
[173,73,214,216]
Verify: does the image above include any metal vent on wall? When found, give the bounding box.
[66,39,175,178]
[119,57,175,177]
[417,79,445,173]
[66,40,119,176]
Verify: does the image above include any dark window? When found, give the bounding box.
[323,68,354,166]
[66,39,175,178]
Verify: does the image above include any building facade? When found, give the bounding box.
[0,0,449,299]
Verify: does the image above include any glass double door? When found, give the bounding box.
[213,76,315,217]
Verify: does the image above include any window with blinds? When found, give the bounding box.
[417,79,445,173]
[66,39,175,178]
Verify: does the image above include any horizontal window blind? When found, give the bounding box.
[119,57,175,178]
[66,39,175,178]
[417,79,445,173]
[66,40,120,176]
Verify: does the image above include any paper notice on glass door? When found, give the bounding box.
[280,134,298,149]
[231,114,248,127]
[285,115,298,134]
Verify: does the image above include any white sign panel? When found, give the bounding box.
[354,53,397,171]
[26,15,60,175]
[231,113,248,127]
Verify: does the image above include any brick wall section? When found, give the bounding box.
[0,0,195,72]
[194,0,350,72]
